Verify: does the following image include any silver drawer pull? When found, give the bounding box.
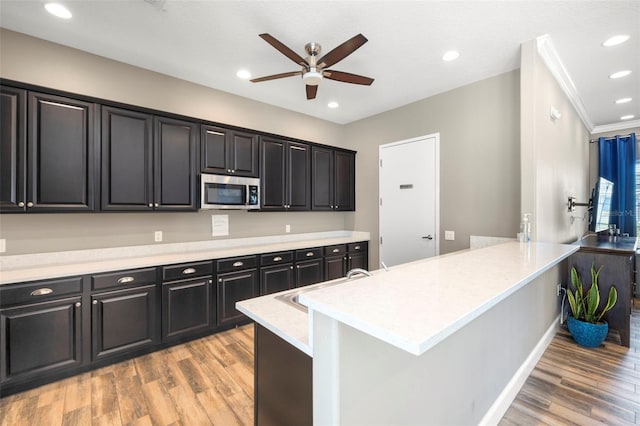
[332,248,340,253]
[232,261,244,267]
[306,252,314,257]
[30,288,53,296]
[355,245,361,250]
[117,276,135,284]
[273,256,282,262]
[182,268,196,275]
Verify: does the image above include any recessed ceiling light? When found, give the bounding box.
[441,50,460,62]
[616,97,632,104]
[621,114,635,120]
[236,69,251,80]
[44,3,72,19]
[602,35,630,47]
[609,70,632,79]
[328,101,339,109]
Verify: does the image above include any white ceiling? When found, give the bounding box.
[0,1,638,130]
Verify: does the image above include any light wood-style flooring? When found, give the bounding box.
[4,303,640,426]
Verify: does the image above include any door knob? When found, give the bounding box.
[422,235,433,240]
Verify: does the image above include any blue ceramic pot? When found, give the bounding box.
[567,315,608,348]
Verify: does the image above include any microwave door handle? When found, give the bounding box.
[246,186,250,205]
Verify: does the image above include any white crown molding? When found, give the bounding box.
[536,35,594,132]
[591,119,640,135]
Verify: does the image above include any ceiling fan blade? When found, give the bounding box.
[259,33,308,67]
[306,85,318,100]
[318,33,368,68]
[250,71,302,83]
[323,70,374,86]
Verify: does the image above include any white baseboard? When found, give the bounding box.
[479,315,560,426]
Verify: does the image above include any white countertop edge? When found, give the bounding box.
[235,305,312,357]
[0,230,370,285]
[301,243,580,356]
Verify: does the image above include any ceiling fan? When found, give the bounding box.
[250,33,374,100]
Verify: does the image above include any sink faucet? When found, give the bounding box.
[347,268,373,278]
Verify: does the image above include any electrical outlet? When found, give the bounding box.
[0,239,5,253]
[444,230,455,241]
[154,231,163,242]
[285,224,291,233]
[557,283,562,297]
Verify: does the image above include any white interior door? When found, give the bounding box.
[379,134,439,267]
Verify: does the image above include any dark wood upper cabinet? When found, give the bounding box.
[201,125,259,177]
[2,85,106,213]
[101,106,197,211]
[261,137,310,211]
[0,86,26,212]
[311,146,354,211]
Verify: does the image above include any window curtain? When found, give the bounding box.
[598,133,637,237]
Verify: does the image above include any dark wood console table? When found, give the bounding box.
[569,235,637,347]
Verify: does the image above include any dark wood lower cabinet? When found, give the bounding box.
[217,269,258,327]
[0,296,83,385]
[295,259,323,287]
[255,324,312,426]
[92,284,158,360]
[162,277,212,340]
[325,256,346,281]
[260,264,294,295]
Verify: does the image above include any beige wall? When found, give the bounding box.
[344,70,522,265]
[520,40,590,244]
[0,29,347,255]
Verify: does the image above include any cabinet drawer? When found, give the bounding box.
[92,268,157,291]
[260,251,294,267]
[295,247,323,261]
[324,244,346,257]
[162,261,213,282]
[216,255,258,273]
[0,277,83,307]
[348,242,368,253]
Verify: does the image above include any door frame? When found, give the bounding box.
[378,133,440,267]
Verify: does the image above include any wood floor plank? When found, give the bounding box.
[168,384,212,425]
[91,372,120,420]
[140,379,179,425]
[61,406,92,426]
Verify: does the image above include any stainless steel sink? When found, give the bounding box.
[275,276,360,313]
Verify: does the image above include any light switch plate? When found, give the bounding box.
[154,231,163,242]
[285,224,291,233]
[444,230,455,241]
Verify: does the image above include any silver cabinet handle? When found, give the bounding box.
[27,202,34,207]
[273,256,282,262]
[355,245,361,250]
[332,248,340,253]
[335,205,339,209]
[231,170,236,173]
[154,203,159,207]
[30,288,53,296]
[182,268,196,275]
[18,201,25,207]
[208,279,212,284]
[148,203,153,207]
[117,276,135,284]
[227,169,231,173]
[232,261,244,267]
[296,265,300,269]
[92,300,98,305]
[218,278,223,283]
[75,302,81,308]
[306,252,314,257]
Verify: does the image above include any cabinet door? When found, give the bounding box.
[154,116,198,211]
[261,264,294,295]
[347,252,368,272]
[311,146,334,210]
[229,131,259,177]
[261,137,286,210]
[217,269,258,327]
[325,256,346,281]
[287,142,310,210]
[27,92,97,211]
[334,150,355,211]
[201,125,228,174]
[162,277,212,340]
[101,106,153,210]
[92,285,158,361]
[0,86,26,212]
[295,259,323,288]
[0,296,82,384]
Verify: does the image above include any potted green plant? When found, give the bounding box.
[566,263,617,348]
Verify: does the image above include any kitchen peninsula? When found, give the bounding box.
[238,241,579,425]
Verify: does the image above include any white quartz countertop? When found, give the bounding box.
[0,231,369,285]
[238,241,578,358]
[299,241,578,356]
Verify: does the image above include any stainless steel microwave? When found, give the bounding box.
[200,174,260,210]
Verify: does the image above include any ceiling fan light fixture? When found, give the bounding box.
[328,101,339,109]
[441,50,460,61]
[44,3,72,19]
[236,69,251,80]
[303,70,323,86]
